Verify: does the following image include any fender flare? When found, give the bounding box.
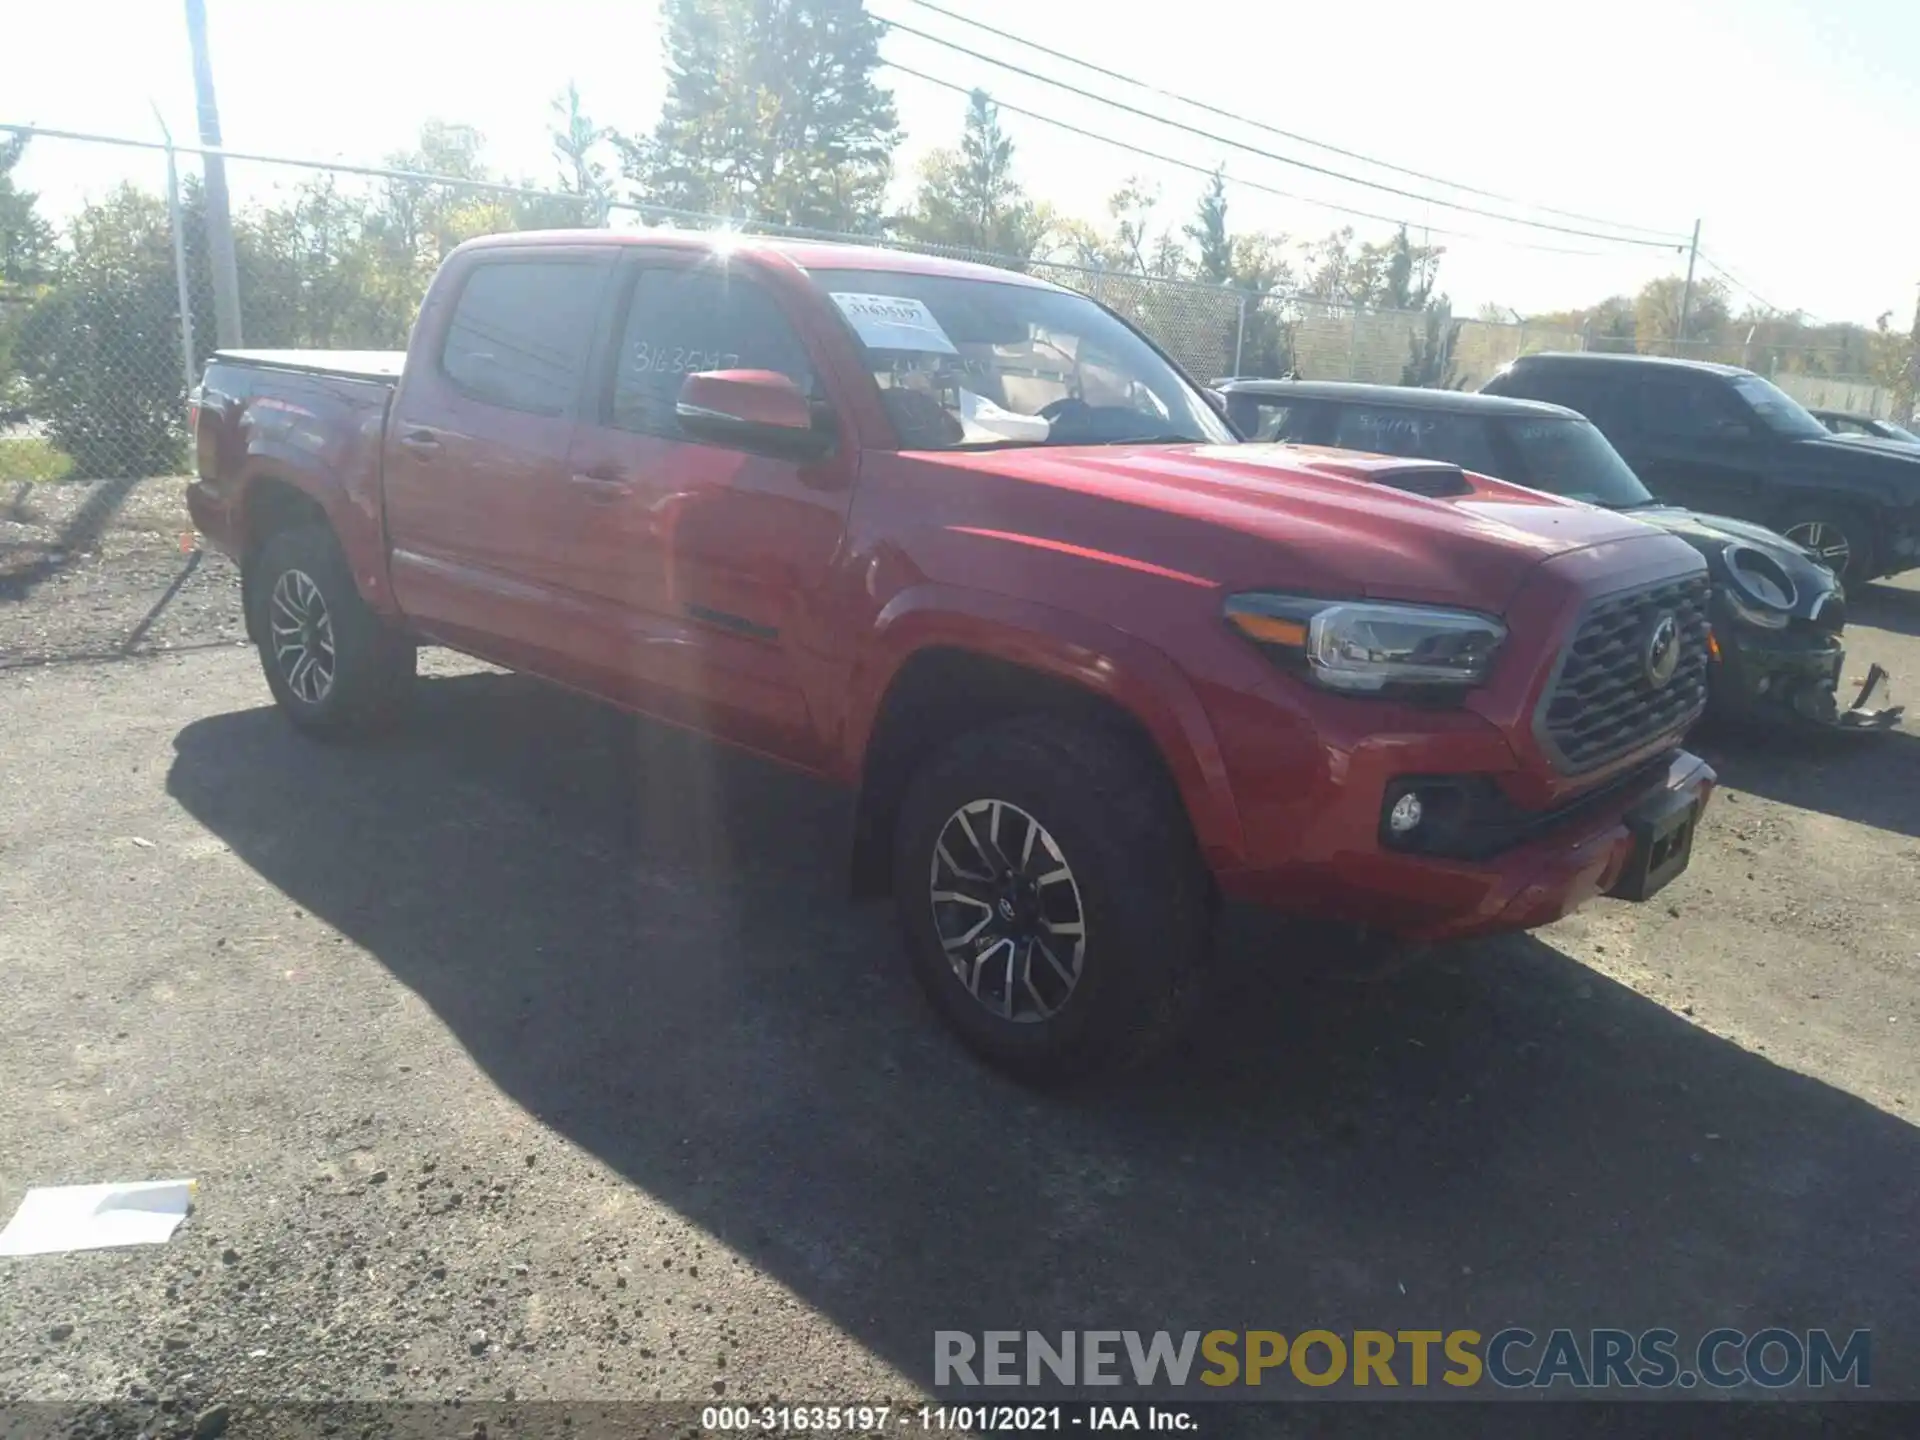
[841,582,1247,868]
[234,439,397,618]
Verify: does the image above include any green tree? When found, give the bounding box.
[1,134,59,428]
[1185,169,1231,283]
[618,0,898,230]
[1,134,57,286]
[552,81,612,210]
[897,90,1048,261]
[1634,274,1731,354]
[1180,173,1293,376]
[16,186,190,477]
[1403,299,1464,388]
[1228,233,1296,377]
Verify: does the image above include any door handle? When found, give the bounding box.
[398,428,441,454]
[570,472,632,502]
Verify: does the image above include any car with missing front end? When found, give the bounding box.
[189,232,1720,1083]
[1476,352,1920,587]
[1216,379,1901,735]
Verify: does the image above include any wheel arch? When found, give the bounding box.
[843,586,1245,899]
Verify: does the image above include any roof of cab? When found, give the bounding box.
[1215,378,1580,420]
[459,228,1060,289]
[1501,350,1751,377]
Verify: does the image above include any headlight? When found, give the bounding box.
[1721,544,1798,630]
[1225,593,1507,694]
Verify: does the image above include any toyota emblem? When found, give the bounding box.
[1643,612,1681,689]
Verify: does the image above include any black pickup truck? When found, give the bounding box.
[1480,352,1920,586]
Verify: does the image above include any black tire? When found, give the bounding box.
[891,712,1210,1084]
[249,524,414,738]
[1777,504,1874,585]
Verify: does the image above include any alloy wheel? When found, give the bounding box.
[1783,520,1851,574]
[928,798,1087,1022]
[269,568,337,705]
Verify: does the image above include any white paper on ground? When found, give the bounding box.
[829,293,958,355]
[0,1180,195,1256]
[956,389,1052,444]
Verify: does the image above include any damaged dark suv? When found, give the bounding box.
[1215,380,1899,733]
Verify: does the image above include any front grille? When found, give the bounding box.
[1537,574,1711,773]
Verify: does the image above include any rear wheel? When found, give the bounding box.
[249,524,414,738]
[891,713,1209,1084]
[1778,505,1873,585]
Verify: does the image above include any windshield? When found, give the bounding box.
[1498,415,1654,508]
[1879,419,1920,444]
[806,267,1234,450]
[1727,374,1832,440]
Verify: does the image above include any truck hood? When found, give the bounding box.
[921,442,1682,610]
[1787,433,1920,487]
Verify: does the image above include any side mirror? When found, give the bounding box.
[676,370,834,461]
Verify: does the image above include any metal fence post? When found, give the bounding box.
[1347,308,1359,380]
[159,126,199,402]
[1233,293,1248,377]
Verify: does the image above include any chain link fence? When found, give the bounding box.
[3,124,1903,496]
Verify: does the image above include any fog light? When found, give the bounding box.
[1388,791,1424,835]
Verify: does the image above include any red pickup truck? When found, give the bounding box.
[189,231,1715,1080]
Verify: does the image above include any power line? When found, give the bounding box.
[878,11,1688,249]
[897,0,1686,244]
[881,60,1618,257]
[1697,252,1797,318]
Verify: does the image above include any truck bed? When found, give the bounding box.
[212,349,407,383]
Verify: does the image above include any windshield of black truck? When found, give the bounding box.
[1498,415,1654,508]
[805,267,1234,450]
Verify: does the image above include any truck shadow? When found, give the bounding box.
[165,673,1920,1412]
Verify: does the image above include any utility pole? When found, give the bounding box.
[1673,218,1701,357]
[185,0,243,349]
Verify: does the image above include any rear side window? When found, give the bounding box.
[1328,405,1500,476]
[441,261,606,415]
[611,268,815,436]
[1492,368,1617,429]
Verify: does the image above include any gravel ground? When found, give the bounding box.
[2,477,1919,1436]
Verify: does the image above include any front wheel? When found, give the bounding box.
[249,524,414,738]
[1778,505,1873,585]
[891,713,1210,1084]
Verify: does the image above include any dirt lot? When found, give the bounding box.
[3,478,1919,1434]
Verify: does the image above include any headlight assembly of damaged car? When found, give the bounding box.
[1721,543,1799,630]
[1224,593,1507,694]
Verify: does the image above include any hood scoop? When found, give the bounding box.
[1288,452,1474,498]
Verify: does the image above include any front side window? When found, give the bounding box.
[805,267,1233,450]
[611,267,815,436]
[441,261,605,415]
[1328,405,1501,476]
[1237,399,1324,443]
[1636,378,1740,439]
[1496,416,1653,508]
[1726,373,1832,440]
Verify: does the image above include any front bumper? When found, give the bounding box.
[1217,750,1716,942]
[1710,621,1901,732]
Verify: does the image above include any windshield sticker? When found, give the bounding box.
[830,293,958,355]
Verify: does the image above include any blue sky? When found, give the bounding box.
[6,0,1916,325]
